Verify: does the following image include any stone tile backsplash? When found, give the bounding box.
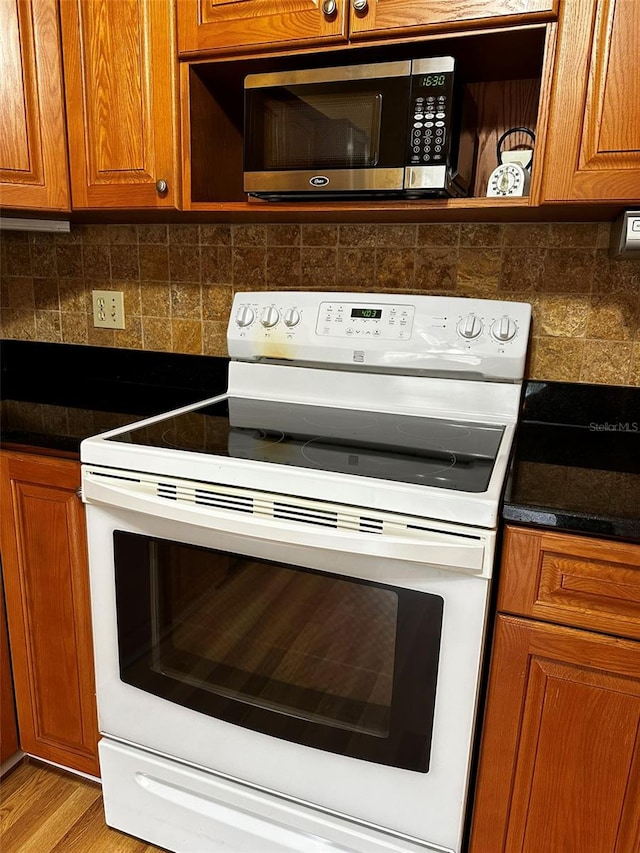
[1,221,639,385]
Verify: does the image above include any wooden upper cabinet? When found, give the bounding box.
[176,0,556,56]
[59,0,181,209]
[0,0,70,211]
[541,0,640,201]
[176,0,348,56]
[349,0,558,41]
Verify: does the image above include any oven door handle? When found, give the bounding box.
[82,469,488,574]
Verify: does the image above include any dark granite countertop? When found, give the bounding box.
[0,340,229,455]
[504,381,640,543]
[2,342,638,543]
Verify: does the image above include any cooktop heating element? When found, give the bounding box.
[109,397,505,492]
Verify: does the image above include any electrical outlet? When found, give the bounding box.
[92,290,125,329]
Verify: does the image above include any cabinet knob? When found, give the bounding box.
[352,0,368,11]
[155,179,168,194]
[322,0,337,15]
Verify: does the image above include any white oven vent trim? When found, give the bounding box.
[84,467,482,544]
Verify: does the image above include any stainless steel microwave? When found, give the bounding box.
[243,56,477,200]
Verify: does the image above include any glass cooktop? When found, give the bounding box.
[108,397,506,493]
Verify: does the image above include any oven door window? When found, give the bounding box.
[114,532,443,772]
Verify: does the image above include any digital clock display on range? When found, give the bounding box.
[351,308,382,319]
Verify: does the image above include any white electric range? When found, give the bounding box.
[81,291,531,853]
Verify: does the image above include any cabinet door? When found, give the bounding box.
[0,0,70,211]
[349,0,557,40]
[59,0,180,209]
[0,586,19,765]
[176,0,347,56]
[541,0,640,201]
[470,615,640,853]
[0,452,99,777]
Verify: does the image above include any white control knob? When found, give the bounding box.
[283,308,301,328]
[260,306,280,328]
[458,314,483,339]
[235,305,255,327]
[491,317,517,342]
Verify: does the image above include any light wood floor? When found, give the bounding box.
[0,759,168,853]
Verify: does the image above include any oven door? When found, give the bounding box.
[83,467,492,850]
[115,530,442,773]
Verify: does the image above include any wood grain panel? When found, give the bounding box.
[17,484,89,748]
[350,0,557,39]
[469,615,640,853]
[0,452,99,777]
[0,760,165,852]
[541,0,640,201]
[60,0,180,208]
[0,0,31,171]
[81,0,146,175]
[177,0,347,55]
[184,64,245,203]
[497,526,640,640]
[0,763,99,852]
[469,78,540,197]
[583,0,640,160]
[0,0,69,210]
[0,588,19,765]
[510,659,640,853]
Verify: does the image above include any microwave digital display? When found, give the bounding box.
[421,75,446,87]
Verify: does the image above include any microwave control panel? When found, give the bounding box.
[407,57,455,169]
[228,292,532,381]
[408,75,452,168]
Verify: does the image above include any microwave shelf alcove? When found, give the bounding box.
[181,24,550,217]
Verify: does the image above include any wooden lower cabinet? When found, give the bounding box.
[470,615,640,853]
[0,586,19,765]
[0,451,99,777]
[470,527,640,853]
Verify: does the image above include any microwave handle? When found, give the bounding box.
[83,470,487,574]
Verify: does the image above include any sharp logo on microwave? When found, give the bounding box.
[309,176,330,187]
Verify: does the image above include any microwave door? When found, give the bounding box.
[244,71,411,196]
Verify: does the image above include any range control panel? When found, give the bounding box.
[317,301,415,340]
[228,292,532,381]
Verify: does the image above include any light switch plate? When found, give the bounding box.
[610,210,640,259]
